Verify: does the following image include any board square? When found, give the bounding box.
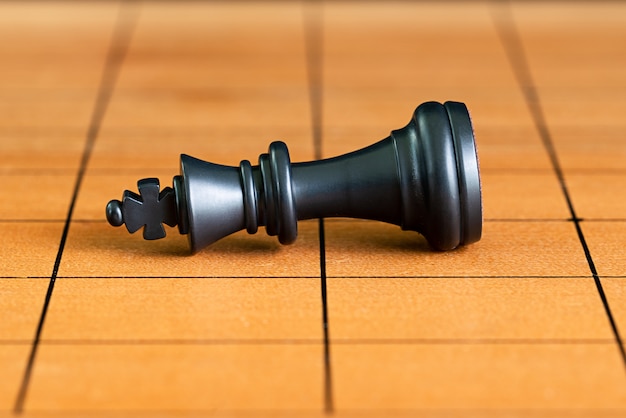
[42,278,322,341]
[0,279,50,341]
[0,222,64,278]
[27,344,324,411]
[58,220,321,278]
[324,220,590,278]
[332,344,626,410]
[327,277,613,340]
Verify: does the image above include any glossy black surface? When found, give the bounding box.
[106,101,482,253]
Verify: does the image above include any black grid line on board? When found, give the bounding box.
[3,408,626,416]
[304,1,335,414]
[12,2,140,413]
[0,338,618,346]
[491,2,626,369]
[0,274,607,279]
[2,2,624,416]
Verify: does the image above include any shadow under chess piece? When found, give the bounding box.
[106,101,482,253]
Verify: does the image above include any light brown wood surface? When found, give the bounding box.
[1,1,626,417]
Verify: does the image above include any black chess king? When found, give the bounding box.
[106,101,482,253]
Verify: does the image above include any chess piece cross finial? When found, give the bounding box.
[106,178,178,240]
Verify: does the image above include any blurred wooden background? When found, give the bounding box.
[1,1,626,417]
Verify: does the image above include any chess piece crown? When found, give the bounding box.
[106,101,482,253]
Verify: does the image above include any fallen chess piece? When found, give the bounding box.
[106,101,482,253]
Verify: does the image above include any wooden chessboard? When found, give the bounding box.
[2,1,626,417]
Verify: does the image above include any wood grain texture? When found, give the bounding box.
[0,1,625,417]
